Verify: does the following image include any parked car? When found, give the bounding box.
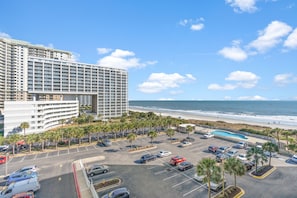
[4,165,38,180]
[170,156,186,166]
[12,191,35,198]
[264,151,277,157]
[226,149,238,158]
[236,153,247,161]
[0,155,9,164]
[233,142,247,149]
[185,137,195,142]
[101,187,130,198]
[6,171,38,185]
[193,173,205,182]
[140,154,157,164]
[203,132,214,139]
[86,164,109,177]
[0,177,40,198]
[243,161,254,171]
[208,180,227,192]
[157,150,172,158]
[217,146,230,154]
[101,139,112,147]
[0,145,9,152]
[208,146,218,153]
[180,141,192,147]
[178,161,194,171]
[290,155,297,163]
[216,153,230,163]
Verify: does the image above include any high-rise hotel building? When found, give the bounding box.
[0,37,128,137]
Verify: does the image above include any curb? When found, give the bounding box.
[128,145,157,153]
[250,166,277,179]
[234,186,245,198]
[72,163,81,198]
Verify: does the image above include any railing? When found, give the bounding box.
[79,160,98,198]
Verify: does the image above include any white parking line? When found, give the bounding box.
[154,169,167,175]
[183,185,206,197]
[163,174,178,181]
[147,166,159,170]
[172,178,192,188]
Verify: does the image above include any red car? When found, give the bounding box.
[0,155,9,164]
[170,156,186,166]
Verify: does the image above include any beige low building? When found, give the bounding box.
[177,123,196,133]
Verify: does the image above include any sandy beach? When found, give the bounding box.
[129,107,297,130]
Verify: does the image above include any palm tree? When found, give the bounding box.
[147,131,157,145]
[262,142,279,166]
[127,133,137,148]
[166,128,175,141]
[247,146,267,173]
[20,122,30,136]
[25,134,36,153]
[7,134,22,155]
[186,125,194,138]
[197,158,222,198]
[224,157,246,188]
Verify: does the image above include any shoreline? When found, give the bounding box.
[129,107,297,130]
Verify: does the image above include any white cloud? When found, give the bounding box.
[138,73,196,93]
[238,95,266,100]
[179,18,204,31]
[0,32,11,38]
[97,48,156,69]
[191,23,204,31]
[71,52,80,62]
[284,28,297,49]
[97,48,112,54]
[274,73,297,85]
[158,98,174,101]
[248,21,292,53]
[225,0,257,13]
[209,71,259,90]
[208,84,237,90]
[218,45,247,61]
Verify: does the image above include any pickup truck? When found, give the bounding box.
[140,154,157,164]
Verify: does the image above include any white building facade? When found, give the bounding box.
[0,38,128,137]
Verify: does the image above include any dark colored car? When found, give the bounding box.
[102,187,130,198]
[140,154,157,163]
[243,161,255,171]
[208,146,218,153]
[184,137,195,142]
[178,161,194,171]
[170,156,186,166]
[216,153,230,163]
[87,164,109,177]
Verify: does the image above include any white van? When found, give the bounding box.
[0,178,40,198]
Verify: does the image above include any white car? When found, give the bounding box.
[290,155,297,163]
[180,141,192,147]
[234,142,247,149]
[203,133,214,138]
[157,150,172,158]
[237,153,247,161]
[194,173,205,182]
[226,149,238,157]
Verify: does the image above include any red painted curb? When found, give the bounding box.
[72,163,82,198]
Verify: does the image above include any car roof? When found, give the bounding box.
[111,187,129,195]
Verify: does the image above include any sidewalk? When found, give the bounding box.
[72,156,105,198]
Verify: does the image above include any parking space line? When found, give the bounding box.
[147,166,159,170]
[154,170,167,175]
[33,154,37,160]
[163,174,178,181]
[182,185,206,197]
[19,156,26,162]
[172,178,192,188]
[77,147,79,152]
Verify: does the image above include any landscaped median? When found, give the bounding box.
[250,166,277,179]
[128,144,157,153]
[94,177,122,192]
[213,186,245,198]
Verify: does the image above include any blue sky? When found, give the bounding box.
[1,0,297,101]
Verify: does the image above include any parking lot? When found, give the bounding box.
[2,131,296,198]
[81,132,296,198]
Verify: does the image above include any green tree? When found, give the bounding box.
[147,131,157,145]
[7,134,22,155]
[25,133,36,153]
[166,128,175,141]
[262,142,279,166]
[197,158,222,198]
[247,146,267,173]
[127,133,137,148]
[186,125,194,137]
[20,122,30,136]
[224,157,246,188]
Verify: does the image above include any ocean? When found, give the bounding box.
[129,101,297,128]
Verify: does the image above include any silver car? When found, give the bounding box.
[87,164,109,177]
